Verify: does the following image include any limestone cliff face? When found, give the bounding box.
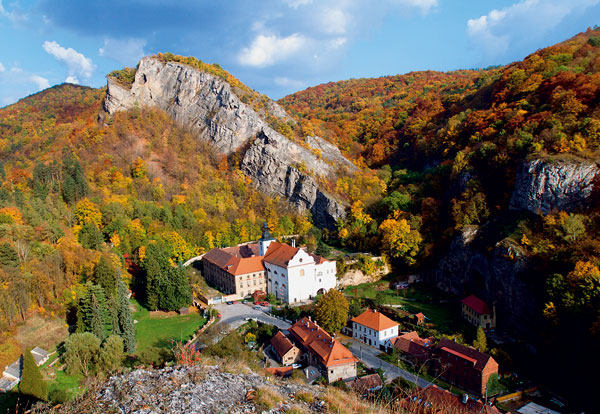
[429,226,539,336]
[104,57,355,228]
[510,159,599,214]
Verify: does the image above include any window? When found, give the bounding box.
[299,258,303,263]
[300,269,304,276]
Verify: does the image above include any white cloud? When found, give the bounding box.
[0,0,27,24]
[320,8,348,34]
[42,40,95,80]
[65,75,79,84]
[467,0,600,57]
[238,33,308,67]
[99,38,147,66]
[286,0,314,8]
[0,62,5,73]
[389,0,439,14]
[30,75,50,90]
[10,66,22,73]
[275,76,306,89]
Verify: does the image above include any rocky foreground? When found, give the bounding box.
[34,365,380,414]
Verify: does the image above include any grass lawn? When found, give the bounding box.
[132,300,206,351]
[46,368,84,403]
[344,282,464,334]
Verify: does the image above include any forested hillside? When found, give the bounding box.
[0,84,311,349]
[281,27,600,402]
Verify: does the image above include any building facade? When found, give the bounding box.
[461,295,496,330]
[201,222,336,303]
[351,309,399,351]
[270,331,301,365]
[433,338,499,396]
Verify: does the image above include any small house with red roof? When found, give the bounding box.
[270,331,301,365]
[461,295,496,330]
[351,309,399,351]
[288,317,357,383]
[390,331,434,363]
[433,338,499,396]
[400,385,504,414]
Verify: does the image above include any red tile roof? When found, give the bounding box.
[309,253,329,264]
[435,338,496,372]
[391,331,433,360]
[400,385,502,414]
[265,366,293,377]
[351,309,398,331]
[350,374,383,394]
[270,331,297,358]
[461,295,491,315]
[289,317,357,368]
[263,242,300,267]
[203,243,265,276]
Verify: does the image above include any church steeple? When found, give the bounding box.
[259,221,275,256]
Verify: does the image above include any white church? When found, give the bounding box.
[202,222,337,303]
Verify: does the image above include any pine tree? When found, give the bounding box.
[117,280,136,353]
[78,283,111,340]
[94,256,117,298]
[61,152,88,204]
[143,242,191,311]
[19,350,48,401]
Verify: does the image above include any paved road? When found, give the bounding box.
[343,337,431,388]
[214,303,291,332]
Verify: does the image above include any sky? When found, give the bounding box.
[0,0,599,106]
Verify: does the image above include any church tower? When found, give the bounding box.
[258,221,275,256]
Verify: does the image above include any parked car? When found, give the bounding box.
[261,301,269,306]
[254,301,260,305]
[226,301,233,305]
[253,305,262,310]
[217,313,222,318]
[291,363,302,369]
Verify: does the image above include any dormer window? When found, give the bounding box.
[299,258,303,263]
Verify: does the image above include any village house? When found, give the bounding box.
[390,331,434,364]
[0,348,50,393]
[201,222,336,303]
[350,373,383,396]
[270,331,301,365]
[351,309,399,351]
[287,317,357,383]
[461,294,496,330]
[400,385,503,414]
[432,338,499,396]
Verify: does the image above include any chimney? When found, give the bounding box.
[462,394,469,404]
[291,238,296,248]
[308,316,311,322]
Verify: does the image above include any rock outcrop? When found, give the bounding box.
[104,56,356,228]
[429,226,539,337]
[510,158,599,214]
[35,365,328,414]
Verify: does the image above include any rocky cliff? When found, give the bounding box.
[429,226,540,336]
[510,158,599,214]
[104,57,355,228]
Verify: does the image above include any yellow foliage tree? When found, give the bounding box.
[74,198,102,228]
[378,216,422,266]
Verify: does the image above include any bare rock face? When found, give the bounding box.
[510,159,599,214]
[241,129,346,229]
[104,57,355,228]
[429,225,539,337]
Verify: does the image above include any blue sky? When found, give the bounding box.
[0,0,599,106]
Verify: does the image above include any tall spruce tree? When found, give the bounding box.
[19,350,48,401]
[89,292,107,341]
[117,280,136,353]
[94,256,117,298]
[61,152,88,204]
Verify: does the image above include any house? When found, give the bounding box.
[414,312,425,325]
[351,309,399,351]
[350,374,383,396]
[303,365,321,383]
[2,357,22,381]
[270,331,301,365]
[390,331,434,363]
[461,295,496,330]
[288,317,357,383]
[201,222,336,303]
[30,347,50,366]
[432,338,499,396]
[400,385,503,414]
[517,402,561,414]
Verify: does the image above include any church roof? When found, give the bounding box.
[203,244,265,276]
[263,242,299,267]
[259,221,275,241]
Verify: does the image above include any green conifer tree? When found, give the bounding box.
[94,256,117,298]
[90,292,107,341]
[117,280,136,353]
[19,350,48,401]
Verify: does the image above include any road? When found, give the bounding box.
[213,303,291,332]
[343,337,431,388]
